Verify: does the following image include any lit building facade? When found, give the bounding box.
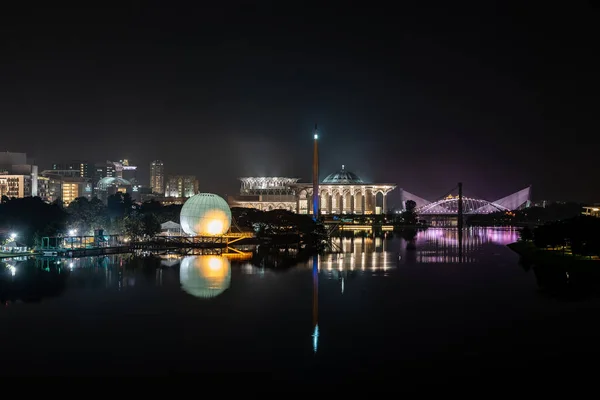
[150,160,165,194]
[0,151,38,197]
[0,175,33,198]
[166,175,198,198]
[52,161,93,179]
[37,176,60,203]
[39,172,93,205]
[62,178,93,206]
[229,166,396,215]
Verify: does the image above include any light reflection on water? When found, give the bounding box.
[0,227,519,304]
[2,226,568,376]
[326,227,519,266]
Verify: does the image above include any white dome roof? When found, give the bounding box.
[97,177,131,190]
[180,193,232,236]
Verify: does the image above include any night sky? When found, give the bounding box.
[0,4,597,205]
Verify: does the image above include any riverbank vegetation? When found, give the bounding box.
[509,216,600,299]
[0,194,179,246]
[231,207,326,248]
[509,215,600,268]
[469,202,583,226]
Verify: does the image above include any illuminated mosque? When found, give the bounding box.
[229,125,530,218]
[229,165,397,215]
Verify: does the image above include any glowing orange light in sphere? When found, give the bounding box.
[179,255,231,299]
[180,193,232,236]
[195,209,228,235]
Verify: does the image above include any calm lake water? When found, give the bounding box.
[1,227,599,378]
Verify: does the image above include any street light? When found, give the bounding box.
[69,229,77,236]
[9,233,16,240]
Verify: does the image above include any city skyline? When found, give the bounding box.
[0,4,597,203]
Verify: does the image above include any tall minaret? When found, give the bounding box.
[312,124,319,221]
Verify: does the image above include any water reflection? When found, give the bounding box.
[160,254,180,267]
[524,259,600,301]
[407,227,518,264]
[0,228,521,305]
[179,255,231,299]
[1,258,69,304]
[312,254,319,353]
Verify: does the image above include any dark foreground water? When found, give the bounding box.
[2,227,600,379]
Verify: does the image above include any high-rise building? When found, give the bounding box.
[150,160,165,194]
[120,159,138,185]
[94,161,116,183]
[52,161,93,179]
[165,175,198,198]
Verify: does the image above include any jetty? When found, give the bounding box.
[38,231,255,258]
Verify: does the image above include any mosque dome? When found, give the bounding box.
[180,193,232,236]
[322,165,364,184]
[97,177,132,190]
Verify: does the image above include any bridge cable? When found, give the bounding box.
[434,185,459,203]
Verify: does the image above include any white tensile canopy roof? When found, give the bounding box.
[161,221,181,230]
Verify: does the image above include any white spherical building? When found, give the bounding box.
[179,193,232,236]
[179,255,231,299]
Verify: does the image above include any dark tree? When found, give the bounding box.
[402,200,418,225]
[0,197,67,246]
[140,200,182,223]
[123,211,161,240]
[67,197,108,235]
[141,213,161,237]
[520,226,533,242]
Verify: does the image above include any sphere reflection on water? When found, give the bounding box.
[179,255,231,299]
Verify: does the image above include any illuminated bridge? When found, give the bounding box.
[401,186,531,216]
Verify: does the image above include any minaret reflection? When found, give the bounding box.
[312,254,319,354]
[458,182,464,263]
[458,227,463,263]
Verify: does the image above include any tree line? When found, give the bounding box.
[520,215,600,258]
[0,193,182,246]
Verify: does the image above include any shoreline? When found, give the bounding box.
[507,241,599,269]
